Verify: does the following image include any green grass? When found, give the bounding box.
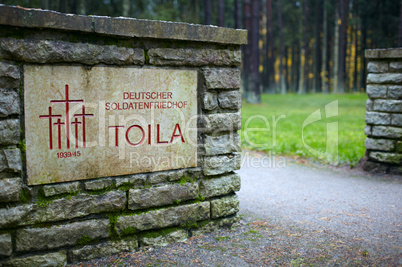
[240,93,367,166]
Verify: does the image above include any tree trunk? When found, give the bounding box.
[360,14,367,92]
[333,1,340,94]
[338,0,348,93]
[247,0,261,103]
[122,0,130,17]
[218,0,225,27]
[59,0,68,13]
[285,46,289,90]
[242,0,252,98]
[298,0,308,94]
[292,42,298,93]
[399,0,402,46]
[41,0,49,10]
[76,0,85,15]
[264,0,276,93]
[204,0,212,25]
[235,0,242,28]
[321,0,328,94]
[277,0,286,94]
[312,0,321,93]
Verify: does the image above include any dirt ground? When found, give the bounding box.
[70,151,402,266]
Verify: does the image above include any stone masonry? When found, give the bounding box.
[0,5,246,266]
[363,48,402,174]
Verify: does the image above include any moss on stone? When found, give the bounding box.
[86,185,115,195]
[117,184,132,192]
[180,219,199,230]
[18,139,26,152]
[35,187,78,207]
[20,187,31,204]
[196,194,205,202]
[107,213,122,240]
[76,235,95,245]
[121,226,138,236]
[141,227,180,239]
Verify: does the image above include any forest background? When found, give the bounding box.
[2,0,399,103]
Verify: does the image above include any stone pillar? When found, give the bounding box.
[363,48,402,174]
[0,4,247,265]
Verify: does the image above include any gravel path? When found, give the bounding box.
[70,151,402,266]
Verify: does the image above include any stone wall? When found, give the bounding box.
[0,5,246,266]
[363,48,402,174]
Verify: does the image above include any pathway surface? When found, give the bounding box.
[70,151,402,266]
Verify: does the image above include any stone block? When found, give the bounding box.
[366,85,387,99]
[388,86,402,99]
[0,88,20,117]
[210,194,239,219]
[373,100,402,113]
[218,90,242,110]
[0,233,12,256]
[93,16,247,45]
[148,48,241,66]
[116,202,210,234]
[3,252,67,267]
[204,132,241,156]
[0,5,93,33]
[391,114,402,126]
[0,204,35,228]
[128,183,198,210]
[203,153,241,176]
[202,92,218,110]
[366,99,373,111]
[0,191,125,228]
[367,73,402,84]
[0,177,21,202]
[149,170,185,184]
[372,126,402,139]
[397,141,402,153]
[367,62,388,73]
[0,61,19,88]
[364,138,395,151]
[364,125,372,136]
[365,111,391,125]
[68,238,138,263]
[115,174,147,188]
[361,159,389,173]
[192,215,240,236]
[203,68,241,89]
[389,165,402,175]
[140,229,188,247]
[16,219,109,252]
[201,112,241,134]
[43,181,80,197]
[0,119,20,145]
[199,173,241,198]
[390,62,402,71]
[369,152,402,164]
[0,148,22,173]
[379,49,402,58]
[27,191,126,226]
[85,178,113,191]
[0,38,144,65]
[365,50,379,58]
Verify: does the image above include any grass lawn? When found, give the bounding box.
[240,93,368,166]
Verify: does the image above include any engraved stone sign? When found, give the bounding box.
[24,65,197,185]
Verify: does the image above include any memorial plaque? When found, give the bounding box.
[24,65,198,185]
